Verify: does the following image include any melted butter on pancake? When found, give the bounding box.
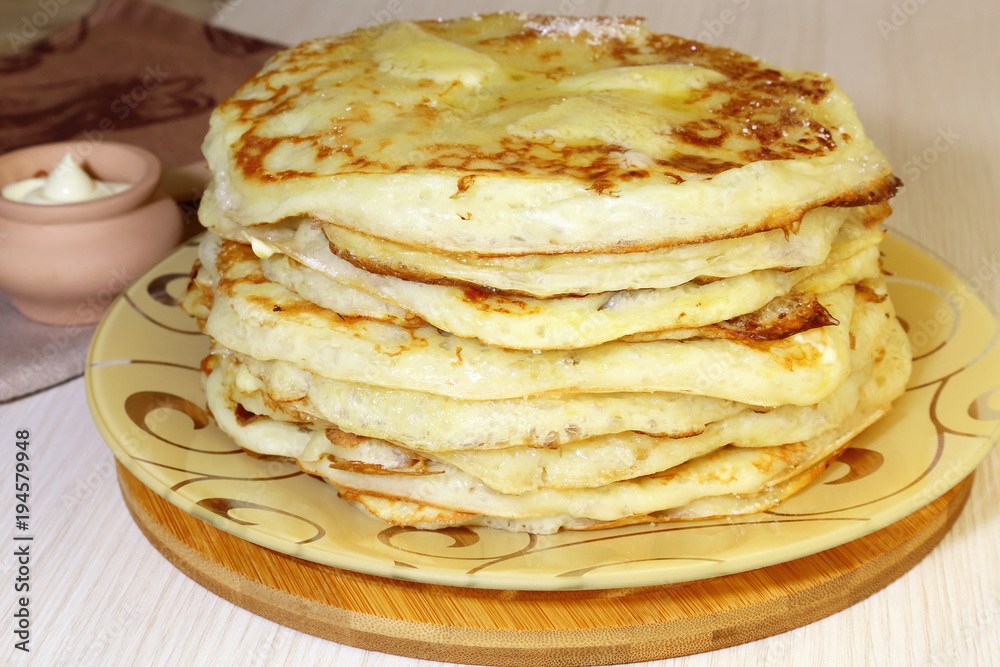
[201,13,897,255]
[373,21,508,88]
[225,14,844,182]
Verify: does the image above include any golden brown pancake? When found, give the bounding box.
[198,13,898,256]
[183,13,911,533]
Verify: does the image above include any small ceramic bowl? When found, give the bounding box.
[0,141,184,325]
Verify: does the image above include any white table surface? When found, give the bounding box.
[3,1,999,665]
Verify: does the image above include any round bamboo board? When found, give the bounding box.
[117,463,973,665]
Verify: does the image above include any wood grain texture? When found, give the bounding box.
[117,463,973,666]
[2,2,998,666]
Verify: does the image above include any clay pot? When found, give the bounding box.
[0,141,183,325]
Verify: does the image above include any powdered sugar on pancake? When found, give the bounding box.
[521,15,644,45]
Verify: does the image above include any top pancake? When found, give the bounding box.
[199,13,897,256]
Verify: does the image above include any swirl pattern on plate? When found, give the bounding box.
[85,232,1000,590]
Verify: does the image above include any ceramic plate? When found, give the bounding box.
[85,232,1000,591]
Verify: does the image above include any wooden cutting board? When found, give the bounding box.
[117,463,972,666]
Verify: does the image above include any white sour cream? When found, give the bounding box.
[1,153,131,205]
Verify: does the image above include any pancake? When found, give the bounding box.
[314,204,886,296]
[228,351,749,450]
[248,223,883,348]
[205,201,888,298]
[200,240,864,405]
[204,319,909,532]
[198,14,897,256]
[213,276,893,455]
[183,13,911,534]
[341,461,831,532]
[219,356,872,493]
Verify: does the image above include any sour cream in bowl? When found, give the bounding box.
[0,141,183,324]
[2,152,132,205]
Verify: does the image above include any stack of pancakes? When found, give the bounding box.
[182,14,911,533]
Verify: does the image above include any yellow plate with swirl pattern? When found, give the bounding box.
[85,231,1000,591]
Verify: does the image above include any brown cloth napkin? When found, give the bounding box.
[0,0,282,167]
[0,293,97,401]
[0,0,283,402]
